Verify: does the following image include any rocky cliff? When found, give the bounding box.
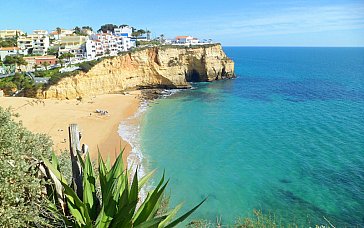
[39,44,234,99]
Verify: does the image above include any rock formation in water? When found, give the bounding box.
[39,44,235,99]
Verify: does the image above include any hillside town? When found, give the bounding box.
[0,25,212,75]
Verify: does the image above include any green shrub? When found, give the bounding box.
[187,209,324,227]
[78,60,100,73]
[46,70,80,88]
[33,68,60,78]
[0,73,34,91]
[0,81,17,95]
[0,38,17,47]
[78,62,93,72]
[0,107,53,227]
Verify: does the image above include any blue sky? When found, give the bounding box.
[1,0,364,46]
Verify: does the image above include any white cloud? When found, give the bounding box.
[152,3,364,39]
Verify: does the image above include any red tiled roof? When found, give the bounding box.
[35,55,57,60]
[0,47,20,51]
[176,36,189,39]
[23,57,36,60]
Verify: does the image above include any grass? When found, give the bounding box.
[33,67,61,78]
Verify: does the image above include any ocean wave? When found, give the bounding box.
[160,89,182,97]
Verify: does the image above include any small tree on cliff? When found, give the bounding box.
[33,64,38,72]
[42,61,50,71]
[3,55,28,71]
[56,27,62,39]
[97,24,118,33]
[59,52,75,63]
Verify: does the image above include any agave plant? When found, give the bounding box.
[42,151,205,227]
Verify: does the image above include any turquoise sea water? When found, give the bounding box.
[139,47,364,226]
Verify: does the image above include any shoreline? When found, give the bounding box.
[0,92,141,165]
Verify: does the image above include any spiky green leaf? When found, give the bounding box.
[51,151,60,171]
[134,216,167,228]
[138,169,156,190]
[43,157,68,185]
[133,180,169,226]
[61,181,92,227]
[158,203,183,228]
[109,200,138,228]
[165,198,207,228]
[83,153,98,220]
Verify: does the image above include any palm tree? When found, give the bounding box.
[59,52,75,64]
[82,26,93,31]
[160,34,165,43]
[33,64,38,72]
[42,61,50,71]
[137,29,146,37]
[58,59,64,67]
[74,26,81,35]
[146,30,151,40]
[56,27,61,40]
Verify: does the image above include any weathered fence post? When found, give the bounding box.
[68,124,83,199]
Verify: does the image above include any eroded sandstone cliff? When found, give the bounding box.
[39,44,234,99]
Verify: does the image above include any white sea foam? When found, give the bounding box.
[118,101,148,170]
[118,100,149,199]
[160,89,181,97]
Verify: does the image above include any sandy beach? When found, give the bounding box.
[0,92,140,164]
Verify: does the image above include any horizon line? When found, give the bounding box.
[222,45,364,48]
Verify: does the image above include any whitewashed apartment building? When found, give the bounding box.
[86,33,132,59]
[0,29,24,39]
[58,35,88,58]
[17,30,50,55]
[0,47,28,61]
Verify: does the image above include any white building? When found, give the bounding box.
[33,30,49,36]
[0,47,28,61]
[85,40,99,59]
[58,35,88,58]
[175,36,199,44]
[86,33,132,59]
[114,26,133,38]
[49,28,74,40]
[17,36,33,50]
[31,34,50,55]
[17,33,50,55]
[0,30,24,39]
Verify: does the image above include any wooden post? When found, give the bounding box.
[68,124,83,200]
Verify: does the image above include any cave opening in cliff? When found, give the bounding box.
[187,69,201,82]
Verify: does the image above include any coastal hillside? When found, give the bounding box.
[38,44,235,99]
